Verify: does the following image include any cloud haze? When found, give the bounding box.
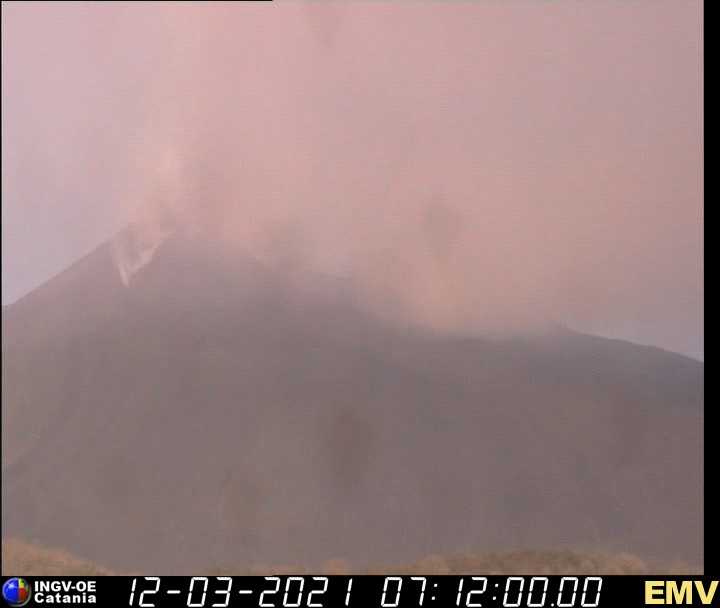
[1,1,703,357]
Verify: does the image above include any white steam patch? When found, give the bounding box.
[112,150,183,286]
[112,221,174,286]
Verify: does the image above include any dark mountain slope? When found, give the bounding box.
[2,231,703,572]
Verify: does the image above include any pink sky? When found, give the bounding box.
[1,1,703,357]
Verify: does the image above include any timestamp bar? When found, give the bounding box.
[2,575,716,608]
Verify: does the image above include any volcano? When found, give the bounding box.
[1,226,703,572]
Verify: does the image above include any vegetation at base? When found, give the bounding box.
[2,539,112,576]
[3,539,698,576]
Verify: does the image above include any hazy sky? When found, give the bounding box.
[1,1,703,359]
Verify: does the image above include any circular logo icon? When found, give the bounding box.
[2,578,31,607]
